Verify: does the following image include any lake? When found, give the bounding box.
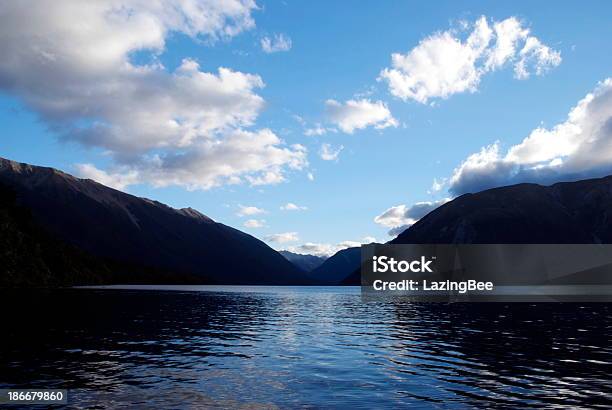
[1,286,610,408]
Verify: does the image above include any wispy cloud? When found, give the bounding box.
[304,124,330,136]
[261,33,292,53]
[374,199,451,236]
[280,202,308,211]
[287,237,378,257]
[319,143,344,161]
[266,232,299,243]
[243,219,265,228]
[236,205,266,217]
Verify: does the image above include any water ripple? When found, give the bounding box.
[0,287,610,408]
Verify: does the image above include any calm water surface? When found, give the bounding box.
[1,286,611,408]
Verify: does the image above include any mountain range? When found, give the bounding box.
[0,157,309,286]
[393,177,612,244]
[337,175,612,285]
[279,250,327,273]
[307,247,362,285]
[2,156,612,287]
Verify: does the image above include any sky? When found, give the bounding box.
[0,1,611,256]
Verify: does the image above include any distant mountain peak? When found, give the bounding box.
[279,250,327,273]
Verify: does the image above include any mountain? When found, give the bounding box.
[0,157,308,286]
[340,269,360,286]
[308,247,361,285]
[279,250,327,272]
[0,182,112,287]
[340,176,612,285]
[393,176,612,244]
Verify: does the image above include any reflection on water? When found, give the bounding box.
[1,286,610,408]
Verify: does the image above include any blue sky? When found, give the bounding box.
[1,1,611,256]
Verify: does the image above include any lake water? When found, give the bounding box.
[1,286,611,408]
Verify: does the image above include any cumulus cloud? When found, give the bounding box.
[325,99,398,134]
[319,143,344,161]
[261,33,292,53]
[448,78,612,195]
[78,129,307,190]
[266,232,299,243]
[375,79,612,238]
[243,219,265,228]
[429,177,447,193]
[75,163,139,191]
[387,225,411,237]
[379,16,561,104]
[237,205,265,217]
[514,36,563,80]
[287,237,377,257]
[280,202,307,211]
[0,1,307,190]
[374,199,451,236]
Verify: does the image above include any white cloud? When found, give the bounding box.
[237,205,265,217]
[287,243,335,257]
[375,79,612,239]
[379,16,561,104]
[243,219,265,228]
[319,143,344,161]
[77,129,307,190]
[374,198,451,236]
[261,33,292,53]
[387,225,411,237]
[307,172,315,181]
[374,205,412,228]
[280,202,307,211]
[514,36,563,80]
[0,1,308,191]
[304,125,329,136]
[429,177,447,193]
[75,163,139,191]
[483,17,527,71]
[287,237,375,257]
[448,78,612,195]
[266,232,299,243]
[303,122,339,137]
[292,114,306,125]
[325,99,398,134]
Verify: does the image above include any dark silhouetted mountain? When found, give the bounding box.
[309,247,361,284]
[0,181,204,287]
[339,176,612,286]
[393,176,612,244]
[340,269,360,286]
[279,250,327,272]
[0,157,308,286]
[0,182,111,287]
